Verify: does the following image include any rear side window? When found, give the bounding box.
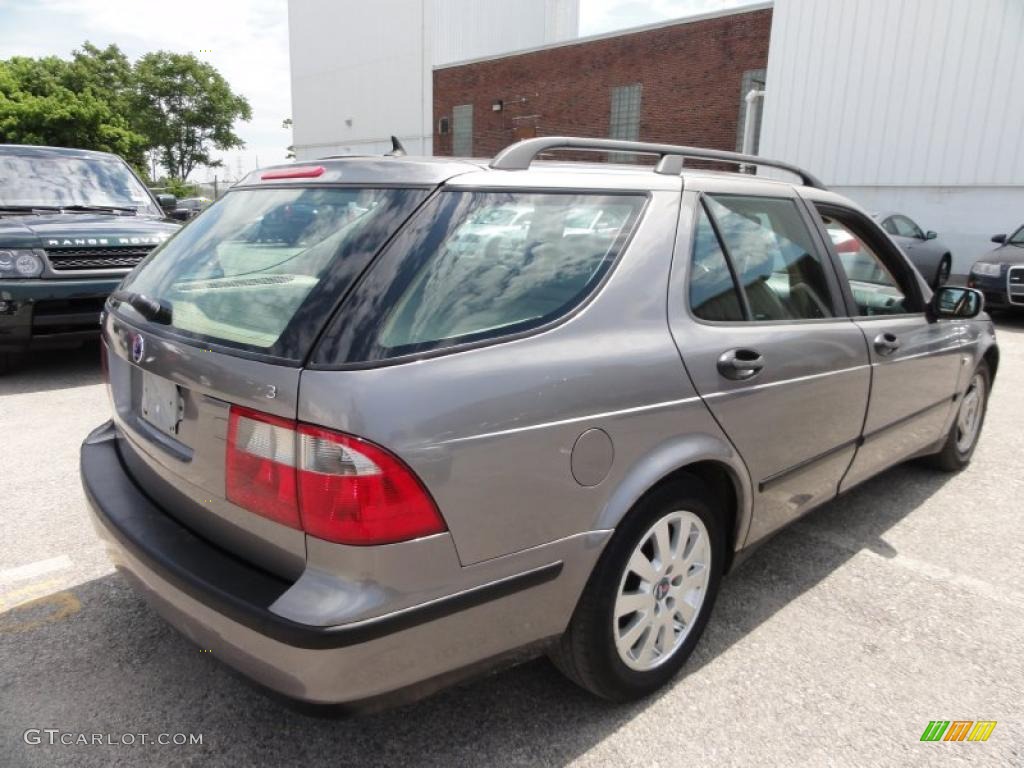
[698,195,835,321]
[116,187,427,360]
[689,205,744,321]
[314,191,645,363]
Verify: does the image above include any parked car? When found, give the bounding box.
[0,144,181,373]
[175,196,212,219]
[966,225,1024,311]
[874,212,953,288]
[80,137,996,709]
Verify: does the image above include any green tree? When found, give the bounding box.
[0,54,148,168]
[133,52,252,180]
[68,42,135,116]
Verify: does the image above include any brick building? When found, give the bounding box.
[433,4,772,160]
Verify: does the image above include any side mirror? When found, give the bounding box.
[924,230,937,240]
[156,193,177,212]
[928,286,983,322]
[991,233,1007,244]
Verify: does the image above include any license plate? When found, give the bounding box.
[140,370,183,436]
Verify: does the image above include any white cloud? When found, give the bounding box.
[579,0,764,36]
[0,0,292,181]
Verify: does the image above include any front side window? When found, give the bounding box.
[314,191,646,363]
[0,153,160,215]
[821,215,912,316]
[891,215,924,239]
[703,195,835,320]
[117,186,427,359]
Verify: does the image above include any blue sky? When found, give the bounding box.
[0,0,758,180]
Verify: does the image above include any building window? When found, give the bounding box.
[609,84,641,162]
[452,104,473,157]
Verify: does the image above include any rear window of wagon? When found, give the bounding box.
[312,190,647,365]
[114,186,429,361]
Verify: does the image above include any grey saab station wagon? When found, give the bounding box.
[80,137,997,708]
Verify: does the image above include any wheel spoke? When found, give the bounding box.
[635,629,657,665]
[653,522,673,569]
[679,563,706,593]
[628,549,659,584]
[679,530,705,573]
[617,612,651,651]
[675,599,696,626]
[615,591,650,618]
[654,618,673,654]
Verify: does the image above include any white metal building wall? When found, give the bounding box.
[287,0,577,161]
[758,0,1024,270]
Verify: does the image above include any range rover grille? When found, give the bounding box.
[45,245,157,271]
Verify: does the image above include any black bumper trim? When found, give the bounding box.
[80,423,563,650]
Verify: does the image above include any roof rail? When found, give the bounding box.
[489,136,826,189]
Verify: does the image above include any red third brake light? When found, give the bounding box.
[260,165,325,180]
[225,406,446,545]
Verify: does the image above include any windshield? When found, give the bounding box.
[117,186,427,359]
[0,153,159,214]
[1008,226,1024,246]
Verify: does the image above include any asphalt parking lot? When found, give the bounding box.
[1,317,1022,768]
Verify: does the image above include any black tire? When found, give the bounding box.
[928,361,990,472]
[0,350,26,375]
[933,256,952,289]
[549,475,725,702]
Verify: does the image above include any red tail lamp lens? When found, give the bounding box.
[297,425,446,545]
[225,406,445,545]
[226,406,300,529]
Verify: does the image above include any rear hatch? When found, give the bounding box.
[103,178,434,578]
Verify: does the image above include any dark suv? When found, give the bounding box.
[0,144,180,372]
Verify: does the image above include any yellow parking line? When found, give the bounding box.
[0,578,81,635]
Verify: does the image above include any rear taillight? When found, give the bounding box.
[225,406,446,545]
[226,407,300,529]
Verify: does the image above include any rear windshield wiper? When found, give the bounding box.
[60,204,138,215]
[111,290,173,325]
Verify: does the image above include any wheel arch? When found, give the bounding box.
[983,343,999,383]
[595,435,752,573]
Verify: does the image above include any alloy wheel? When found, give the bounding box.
[955,372,985,454]
[613,510,711,671]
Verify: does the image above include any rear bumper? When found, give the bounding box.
[80,421,599,707]
[0,277,122,350]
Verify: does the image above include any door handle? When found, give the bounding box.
[873,332,901,355]
[717,348,765,380]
